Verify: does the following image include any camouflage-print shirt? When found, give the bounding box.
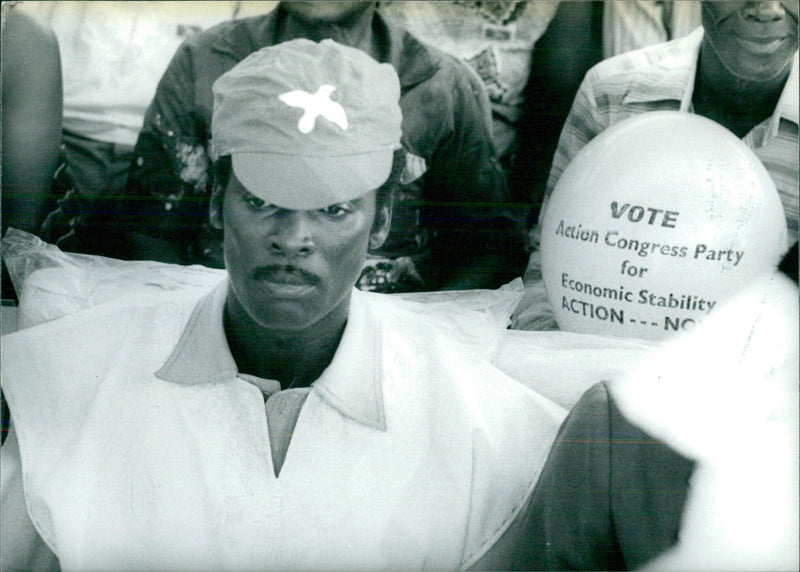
[125,6,524,291]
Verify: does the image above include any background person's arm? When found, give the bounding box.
[124,39,213,264]
[1,8,63,236]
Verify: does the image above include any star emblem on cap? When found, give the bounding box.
[278,85,349,134]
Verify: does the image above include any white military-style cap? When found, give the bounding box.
[211,38,403,210]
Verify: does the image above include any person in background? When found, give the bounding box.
[528,0,798,263]
[603,0,702,58]
[123,1,523,293]
[377,1,559,173]
[1,4,62,237]
[1,3,63,306]
[0,39,562,571]
[23,1,276,258]
[512,0,702,229]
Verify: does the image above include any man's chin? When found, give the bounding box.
[718,50,795,83]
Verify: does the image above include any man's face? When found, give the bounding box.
[280,1,374,25]
[702,1,799,81]
[220,174,383,331]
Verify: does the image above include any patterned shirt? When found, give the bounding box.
[379,1,559,159]
[540,28,799,248]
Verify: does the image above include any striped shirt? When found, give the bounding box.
[540,27,799,248]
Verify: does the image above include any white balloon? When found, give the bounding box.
[541,112,787,340]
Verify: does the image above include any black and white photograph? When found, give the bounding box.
[1,1,797,570]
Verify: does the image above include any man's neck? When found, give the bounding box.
[276,5,379,60]
[694,40,789,137]
[224,298,349,390]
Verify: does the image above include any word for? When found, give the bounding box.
[620,259,647,277]
[610,202,679,228]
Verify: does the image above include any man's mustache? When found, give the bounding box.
[251,265,320,285]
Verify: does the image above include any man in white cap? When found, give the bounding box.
[1,39,562,571]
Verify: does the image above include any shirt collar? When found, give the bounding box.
[209,7,438,91]
[622,27,704,110]
[156,280,237,384]
[311,289,386,431]
[156,281,386,431]
[772,52,799,133]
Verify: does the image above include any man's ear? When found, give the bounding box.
[209,185,225,230]
[369,197,392,251]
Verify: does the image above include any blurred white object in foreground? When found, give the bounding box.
[611,270,799,571]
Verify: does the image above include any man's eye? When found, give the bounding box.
[244,195,276,212]
[245,195,265,207]
[321,203,352,217]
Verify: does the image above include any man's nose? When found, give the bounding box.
[743,1,786,22]
[268,211,315,257]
